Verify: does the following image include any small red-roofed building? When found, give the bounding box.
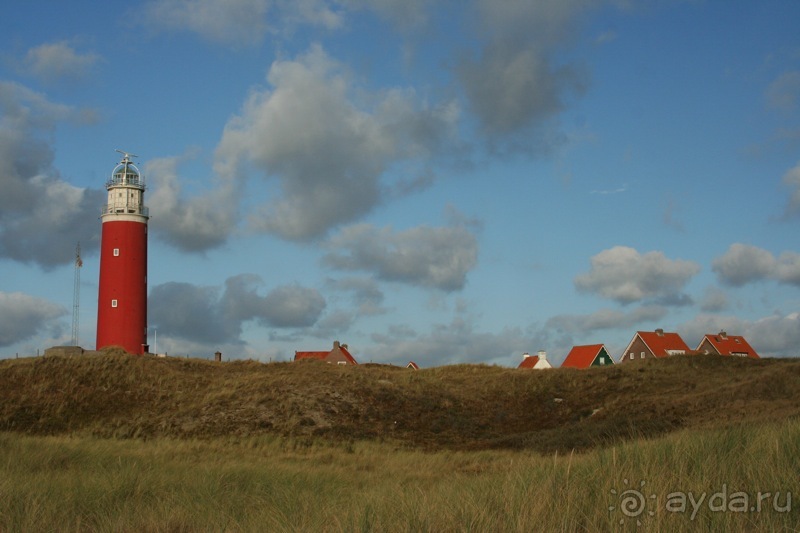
[696,331,760,359]
[295,340,359,365]
[518,350,553,370]
[618,328,691,363]
[406,361,420,370]
[561,344,615,369]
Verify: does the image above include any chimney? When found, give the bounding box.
[214,351,222,362]
[333,340,340,349]
[719,330,727,340]
[522,352,531,358]
[537,350,547,361]
[655,328,664,336]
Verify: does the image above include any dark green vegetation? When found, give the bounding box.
[1,352,798,453]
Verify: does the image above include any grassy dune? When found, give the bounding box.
[0,421,798,531]
[1,352,799,453]
[0,353,798,531]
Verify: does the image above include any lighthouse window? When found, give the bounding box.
[111,299,118,308]
[113,248,119,256]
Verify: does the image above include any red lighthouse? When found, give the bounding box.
[96,151,149,355]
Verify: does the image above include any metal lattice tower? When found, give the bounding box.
[71,242,83,346]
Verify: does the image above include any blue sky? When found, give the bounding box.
[2,0,799,366]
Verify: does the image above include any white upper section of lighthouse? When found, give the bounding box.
[102,151,149,221]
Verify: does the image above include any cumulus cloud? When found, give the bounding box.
[0,82,103,268]
[0,292,66,347]
[214,45,459,241]
[455,0,596,144]
[782,162,800,218]
[679,312,800,358]
[322,221,479,292]
[712,243,800,287]
[546,305,668,335]
[145,154,239,252]
[368,316,550,367]
[23,42,100,82]
[149,274,326,344]
[574,246,701,304]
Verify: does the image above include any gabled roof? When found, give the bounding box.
[406,361,420,370]
[337,344,359,365]
[294,341,359,365]
[698,333,760,358]
[518,355,542,369]
[517,354,552,369]
[294,351,329,361]
[636,329,691,357]
[561,344,606,369]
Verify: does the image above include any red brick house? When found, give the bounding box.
[618,328,691,363]
[518,351,553,370]
[696,331,760,359]
[295,340,358,365]
[561,344,615,369]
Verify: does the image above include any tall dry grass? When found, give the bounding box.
[0,419,797,532]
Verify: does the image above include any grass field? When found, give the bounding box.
[0,420,798,532]
[0,352,799,531]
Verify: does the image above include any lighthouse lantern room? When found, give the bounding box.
[96,150,150,355]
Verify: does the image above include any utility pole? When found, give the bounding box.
[71,242,83,346]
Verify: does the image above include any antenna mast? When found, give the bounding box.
[71,242,83,346]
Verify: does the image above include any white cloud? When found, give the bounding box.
[712,243,800,287]
[323,221,479,291]
[455,0,598,143]
[145,154,239,252]
[546,305,667,334]
[0,292,66,347]
[0,82,103,268]
[149,274,327,344]
[214,44,459,241]
[23,42,100,82]
[368,316,549,367]
[280,0,344,30]
[574,246,701,304]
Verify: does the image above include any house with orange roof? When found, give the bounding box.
[696,331,760,359]
[618,328,691,363]
[517,350,553,370]
[406,361,420,370]
[294,340,359,365]
[561,344,615,369]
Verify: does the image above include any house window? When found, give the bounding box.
[630,352,634,360]
[599,358,605,365]
[111,299,118,308]
[641,352,645,359]
[113,248,119,256]
[337,361,347,365]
